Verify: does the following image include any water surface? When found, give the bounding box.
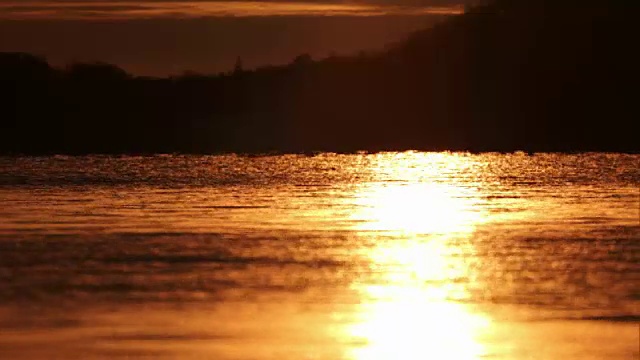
[0,153,638,359]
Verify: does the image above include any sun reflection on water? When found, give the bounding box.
[345,154,491,360]
[352,182,483,235]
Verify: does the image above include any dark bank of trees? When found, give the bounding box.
[1,0,637,155]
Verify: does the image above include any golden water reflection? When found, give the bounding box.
[346,157,491,359]
[347,237,491,359]
[352,182,484,235]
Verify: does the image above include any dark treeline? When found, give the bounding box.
[1,0,637,154]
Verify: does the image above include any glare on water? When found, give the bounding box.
[346,236,491,359]
[345,154,491,359]
[352,182,484,234]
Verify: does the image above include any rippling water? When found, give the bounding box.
[0,153,638,359]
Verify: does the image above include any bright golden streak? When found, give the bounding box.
[352,182,483,235]
[345,153,491,360]
[348,300,489,360]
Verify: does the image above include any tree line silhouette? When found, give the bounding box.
[1,0,637,154]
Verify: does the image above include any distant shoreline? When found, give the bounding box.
[2,0,637,155]
[2,149,639,157]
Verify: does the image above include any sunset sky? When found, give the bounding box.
[0,0,467,75]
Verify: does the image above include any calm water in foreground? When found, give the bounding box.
[0,153,638,359]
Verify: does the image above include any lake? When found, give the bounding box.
[0,152,638,359]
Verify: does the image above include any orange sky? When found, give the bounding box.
[0,1,464,19]
[0,1,466,75]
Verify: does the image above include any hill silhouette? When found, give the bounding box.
[1,0,637,154]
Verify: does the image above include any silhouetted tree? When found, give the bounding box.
[66,62,129,82]
[292,54,313,67]
[233,56,243,75]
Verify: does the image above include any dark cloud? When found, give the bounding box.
[0,5,147,11]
